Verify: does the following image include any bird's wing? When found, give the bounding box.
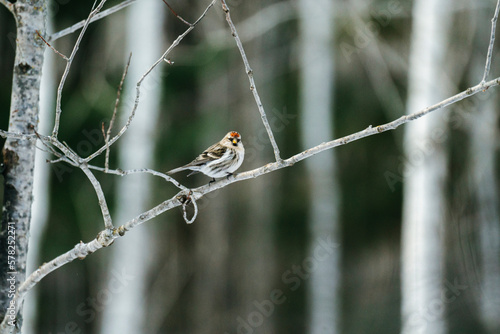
[186,143,227,167]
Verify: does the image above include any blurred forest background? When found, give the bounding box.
[1,0,500,333]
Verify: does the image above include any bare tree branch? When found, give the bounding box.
[482,0,500,83]
[0,231,115,332]
[52,0,108,138]
[36,31,68,60]
[49,0,137,42]
[2,75,500,329]
[83,0,217,163]
[220,0,283,163]
[87,165,189,191]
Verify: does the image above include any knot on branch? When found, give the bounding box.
[96,229,115,247]
[113,225,128,237]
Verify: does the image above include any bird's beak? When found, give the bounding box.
[232,139,238,144]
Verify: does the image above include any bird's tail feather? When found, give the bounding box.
[167,166,187,175]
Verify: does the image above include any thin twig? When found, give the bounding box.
[84,0,218,163]
[162,0,193,26]
[87,165,189,191]
[220,0,283,163]
[482,0,500,83]
[52,0,108,138]
[49,0,137,42]
[36,30,68,60]
[105,53,132,171]
[47,157,67,164]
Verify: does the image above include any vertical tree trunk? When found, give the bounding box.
[0,1,46,332]
[467,10,500,331]
[401,0,451,333]
[99,0,164,332]
[298,0,340,333]
[469,92,500,332]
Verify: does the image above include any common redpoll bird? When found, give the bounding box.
[167,131,244,182]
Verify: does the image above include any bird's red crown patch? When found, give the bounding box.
[230,131,240,138]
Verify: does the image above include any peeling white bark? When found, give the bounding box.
[0,1,47,333]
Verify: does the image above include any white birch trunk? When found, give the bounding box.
[401,0,452,333]
[469,95,500,332]
[298,1,340,333]
[0,1,46,332]
[99,1,164,333]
